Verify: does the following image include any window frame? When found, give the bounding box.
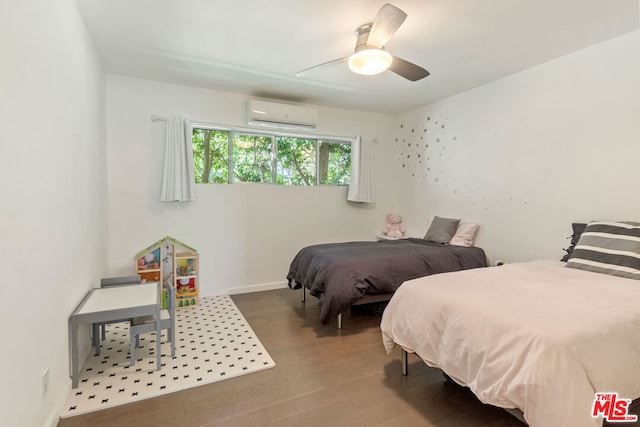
[192,122,354,186]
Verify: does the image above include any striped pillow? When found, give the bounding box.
[565,221,640,280]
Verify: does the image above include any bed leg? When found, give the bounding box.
[337,313,342,329]
[401,348,408,376]
[301,286,305,303]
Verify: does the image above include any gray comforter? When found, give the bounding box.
[287,238,487,324]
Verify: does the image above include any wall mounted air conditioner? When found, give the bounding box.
[246,100,318,131]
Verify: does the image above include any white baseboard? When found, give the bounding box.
[199,281,288,298]
[45,381,71,427]
[46,328,92,427]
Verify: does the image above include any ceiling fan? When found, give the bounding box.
[296,3,430,82]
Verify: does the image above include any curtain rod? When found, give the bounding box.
[150,114,359,143]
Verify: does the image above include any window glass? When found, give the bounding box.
[276,137,316,186]
[319,141,351,185]
[192,127,350,186]
[232,134,272,183]
[193,129,229,184]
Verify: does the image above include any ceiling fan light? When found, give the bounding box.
[348,49,392,75]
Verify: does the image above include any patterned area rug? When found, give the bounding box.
[60,295,275,417]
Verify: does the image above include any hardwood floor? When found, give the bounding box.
[57,288,525,427]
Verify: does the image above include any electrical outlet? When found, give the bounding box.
[42,369,50,396]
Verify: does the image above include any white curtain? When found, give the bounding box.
[347,136,374,203]
[160,117,196,202]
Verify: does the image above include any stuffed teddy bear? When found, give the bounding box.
[383,213,406,238]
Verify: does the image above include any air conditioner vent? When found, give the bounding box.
[246,100,318,131]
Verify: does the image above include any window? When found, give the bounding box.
[192,127,351,186]
[276,137,316,186]
[233,133,272,183]
[318,140,352,185]
[192,129,229,184]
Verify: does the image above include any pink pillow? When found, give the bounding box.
[449,222,479,247]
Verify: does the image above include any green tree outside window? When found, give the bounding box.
[192,127,351,186]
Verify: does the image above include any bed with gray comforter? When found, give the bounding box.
[287,238,487,324]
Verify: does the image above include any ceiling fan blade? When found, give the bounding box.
[296,56,349,77]
[389,56,430,81]
[367,3,407,49]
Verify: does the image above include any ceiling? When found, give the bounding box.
[76,0,639,114]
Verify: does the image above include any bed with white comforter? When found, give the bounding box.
[381,260,640,427]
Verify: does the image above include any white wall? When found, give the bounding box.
[8,4,633,425]
[0,1,107,426]
[395,30,640,264]
[106,76,397,295]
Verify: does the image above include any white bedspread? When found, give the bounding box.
[381,260,640,427]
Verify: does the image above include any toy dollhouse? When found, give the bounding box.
[134,236,199,306]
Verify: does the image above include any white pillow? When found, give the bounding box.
[449,222,479,247]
